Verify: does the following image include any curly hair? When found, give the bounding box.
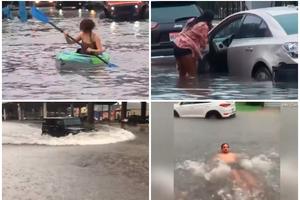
[80,19,95,33]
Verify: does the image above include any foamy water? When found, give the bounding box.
[176,153,279,200]
[3,122,135,145]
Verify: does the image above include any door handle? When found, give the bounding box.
[245,47,253,52]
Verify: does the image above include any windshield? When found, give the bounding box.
[273,13,298,35]
[64,118,82,126]
[152,4,201,23]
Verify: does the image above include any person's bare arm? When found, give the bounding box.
[64,32,81,44]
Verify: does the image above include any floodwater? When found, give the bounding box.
[3,121,135,145]
[3,8,149,99]
[3,122,148,200]
[152,58,297,100]
[174,110,280,200]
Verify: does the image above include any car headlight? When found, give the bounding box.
[283,42,298,58]
[135,5,139,9]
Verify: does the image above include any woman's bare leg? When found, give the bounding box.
[176,54,197,78]
[176,57,187,77]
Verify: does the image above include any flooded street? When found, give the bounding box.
[3,9,149,99]
[3,122,149,200]
[174,109,280,200]
[152,58,297,100]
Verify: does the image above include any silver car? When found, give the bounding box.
[202,6,298,82]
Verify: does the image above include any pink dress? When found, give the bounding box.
[174,20,209,58]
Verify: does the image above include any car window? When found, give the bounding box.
[214,17,243,39]
[273,13,298,35]
[64,118,82,126]
[236,15,271,38]
[152,4,201,23]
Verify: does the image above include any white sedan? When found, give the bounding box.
[174,102,236,118]
[202,6,298,82]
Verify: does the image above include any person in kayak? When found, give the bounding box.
[64,19,105,55]
[173,10,214,78]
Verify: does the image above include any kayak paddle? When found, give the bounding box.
[31,6,118,67]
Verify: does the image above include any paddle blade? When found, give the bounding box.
[19,1,27,22]
[108,63,118,68]
[31,6,49,23]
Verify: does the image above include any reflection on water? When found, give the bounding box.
[3,122,135,145]
[152,58,297,100]
[3,9,149,99]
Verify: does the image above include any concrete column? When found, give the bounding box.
[141,102,146,123]
[108,104,111,121]
[43,103,47,118]
[70,103,74,117]
[87,103,94,125]
[17,103,22,120]
[3,107,7,121]
[121,102,127,121]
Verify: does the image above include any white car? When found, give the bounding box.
[202,6,298,82]
[174,102,236,118]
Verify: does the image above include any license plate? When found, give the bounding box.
[169,32,179,42]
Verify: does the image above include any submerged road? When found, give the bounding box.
[3,124,149,200]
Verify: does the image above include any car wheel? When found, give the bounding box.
[174,110,180,118]
[205,111,221,119]
[253,65,272,81]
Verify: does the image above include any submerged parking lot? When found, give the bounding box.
[3,8,149,100]
[152,58,297,100]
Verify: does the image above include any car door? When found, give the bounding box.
[206,14,244,73]
[228,14,272,78]
[179,102,209,117]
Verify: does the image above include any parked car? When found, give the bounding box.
[34,1,55,7]
[55,1,84,10]
[151,2,203,57]
[121,115,149,124]
[103,1,148,20]
[174,102,236,118]
[42,117,85,137]
[202,6,298,82]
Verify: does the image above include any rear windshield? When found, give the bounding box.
[273,13,298,35]
[152,4,201,23]
[64,118,82,126]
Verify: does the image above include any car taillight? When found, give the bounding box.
[219,103,231,107]
[283,42,298,58]
[151,21,159,30]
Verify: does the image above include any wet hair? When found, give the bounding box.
[221,143,229,149]
[80,19,95,33]
[186,10,214,29]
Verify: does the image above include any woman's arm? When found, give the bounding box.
[87,34,105,54]
[64,32,81,44]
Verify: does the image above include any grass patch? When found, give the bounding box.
[236,102,263,112]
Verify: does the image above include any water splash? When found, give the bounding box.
[176,155,279,200]
[3,122,135,145]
